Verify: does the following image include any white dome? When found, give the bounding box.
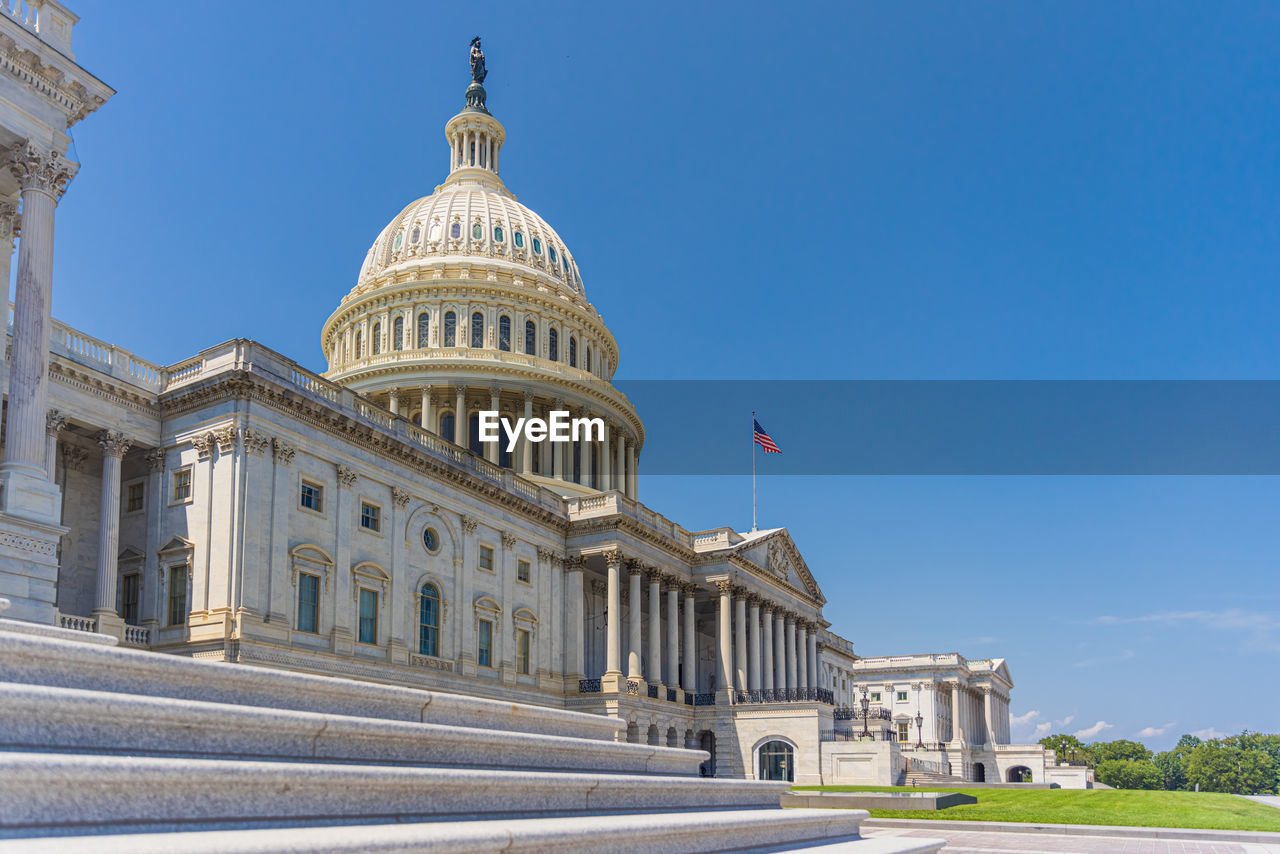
[358,180,584,297]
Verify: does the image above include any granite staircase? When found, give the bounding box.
[902,769,969,787]
[0,614,944,853]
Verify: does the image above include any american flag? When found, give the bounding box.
[753,418,782,454]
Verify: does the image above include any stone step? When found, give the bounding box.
[0,681,702,776]
[0,752,795,838]
[0,810,946,854]
[0,628,622,741]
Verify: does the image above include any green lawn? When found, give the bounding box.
[789,785,1280,832]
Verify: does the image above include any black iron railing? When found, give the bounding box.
[578,678,601,693]
[625,680,639,695]
[667,687,678,703]
[834,706,891,721]
[684,692,694,706]
[692,692,716,706]
[647,684,659,699]
[733,687,836,705]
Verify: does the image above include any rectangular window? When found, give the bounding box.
[870,692,881,703]
[898,722,910,743]
[360,501,380,532]
[120,573,140,625]
[358,588,378,644]
[125,482,145,514]
[477,618,493,667]
[297,573,319,633]
[166,565,187,626]
[478,545,493,571]
[516,628,531,675]
[172,468,192,503]
[517,559,530,583]
[897,691,908,702]
[300,480,323,513]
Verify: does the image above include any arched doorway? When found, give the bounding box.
[1007,765,1032,783]
[757,740,795,782]
[698,730,716,777]
[973,761,986,782]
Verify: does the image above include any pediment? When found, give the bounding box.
[157,536,194,557]
[118,545,145,563]
[731,529,825,604]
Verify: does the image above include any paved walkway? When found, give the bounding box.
[864,827,1280,853]
[1245,797,1280,811]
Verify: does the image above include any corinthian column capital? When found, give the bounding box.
[8,142,76,199]
[97,430,132,458]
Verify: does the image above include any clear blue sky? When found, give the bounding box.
[54,1,1280,750]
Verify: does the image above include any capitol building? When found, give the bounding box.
[0,6,1078,849]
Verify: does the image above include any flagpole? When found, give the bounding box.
[751,410,757,532]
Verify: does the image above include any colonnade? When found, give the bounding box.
[712,579,821,698]
[600,554,697,691]
[946,681,1006,746]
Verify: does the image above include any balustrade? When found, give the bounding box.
[578,678,601,693]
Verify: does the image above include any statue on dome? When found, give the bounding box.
[469,37,487,84]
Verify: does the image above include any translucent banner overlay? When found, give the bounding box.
[616,381,1280,475]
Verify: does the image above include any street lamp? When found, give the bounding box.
[860,688,871,739]
[915,709,924,749]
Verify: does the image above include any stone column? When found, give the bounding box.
[627,562,643,679]
[601,422,612,491]
[625,440,638,499]
[484,386,500,463]
[520,391,534,474]
[647,569,662,685]
[604,552,622,678]
[453,385,467,447]
[747,596,761,691]
[45,411,67,481]
[388,388,400,415]
[665,581,678,690]
[420,386,432,431]
[681,585,696,693]
[715,580,733,695]
[774,611,787,691]
[785,615,797,692]
[983,687,994,746]
[796,622,808,690]
[577,411,590,485]
[807,626,819,688]
[93,431,132,625]
[733,590,747,692]
[951,682,964,744]
[761,605,775,692]
[614,434,625,493]
[0,143,75,523]
[552,398,565,481]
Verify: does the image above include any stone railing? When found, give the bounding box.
[55,611,95,633]
[565,491,693,548]
[1,0,76,54]
[121,625,150,647]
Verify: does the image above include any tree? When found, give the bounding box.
[1153,750,1187,790]
[1095,759,1165,790]
[1175,734,1203,753]
[1040,734,1086,764]
[1092,739,1153,764]
[1185,742,1279,795]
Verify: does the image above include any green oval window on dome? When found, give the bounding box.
[514,231,524,248]
[393,233,403,250]
[493,226,504,243]
[472,223,483,240]
[532,238,542,255]
[423,527,440,552]
[549,246,558,263]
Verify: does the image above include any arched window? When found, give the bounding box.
[498,315,511,351]
[586,347,592,373]
[758,741,794,782]
[419,583,440,657]
[514,231,524,249]
[354,329,363,359]
[569,336,577,368]
[471,311,484,348]
[548,328,559,362]
[450,222,461,239]
[371,322,381,355]
[392,316,404,351]
[428,221,442,242]
[393,233,402,251]
[417,311,430,348]
[443,311,457,347]
[549,245,558,264]
[493,225,504,243]
[410,225,420,243]
[524,320,536,356]
[440,411,455,444]
[532,237,543,255]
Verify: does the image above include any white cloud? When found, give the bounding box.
[1191,727,1227,740]
[1094,610,1280,653]
[1033,722,1052,737]
[1136,721,1176,738]
[1074,720,1113,739]
[1061,715,1075,727]
[1010,710,1040,727]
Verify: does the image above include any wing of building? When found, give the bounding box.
[0,9,1069,799]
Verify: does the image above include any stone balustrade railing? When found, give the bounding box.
[1,0,75,54]
[122,625,150,647]
[565,491,693,547]
[55,611,94,633]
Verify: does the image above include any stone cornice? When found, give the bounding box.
[0,28,113,127]
[157,370,571,534]
[566,514,698,565]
